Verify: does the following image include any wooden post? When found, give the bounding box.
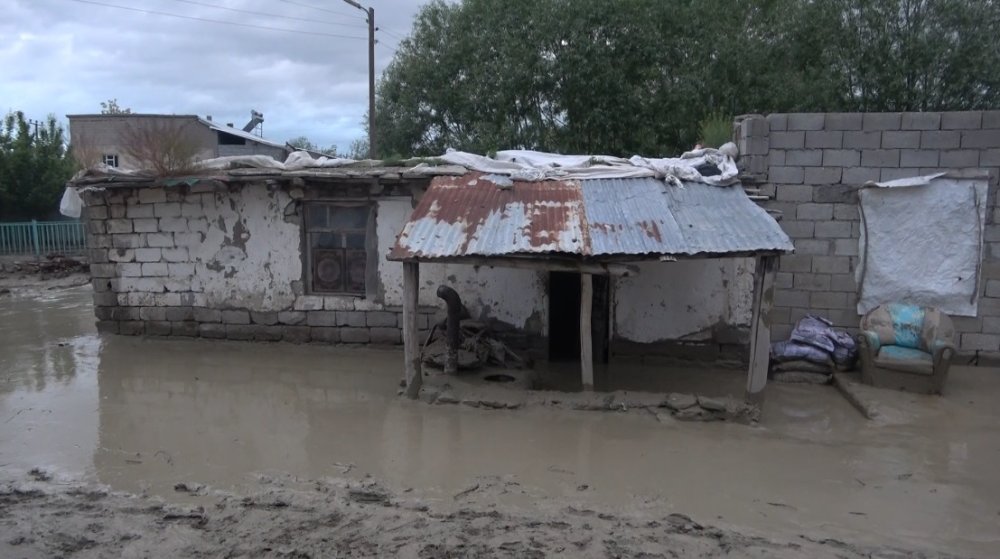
[580,273,594,390]
[403,262,422,398]
[746,255,777,404]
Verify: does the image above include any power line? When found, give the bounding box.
[164,0,361,29]
[275,0,365,20]
[379,28,407,42]
[65,0,367,40]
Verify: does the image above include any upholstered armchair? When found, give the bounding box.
[856,303,956,394]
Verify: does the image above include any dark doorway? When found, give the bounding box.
[591,274,611,364]
[548,271,581,361]
[548,272,612,363]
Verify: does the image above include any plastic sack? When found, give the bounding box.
[771,340,833,365]
[772,314,858,369]
[59,187,82,218]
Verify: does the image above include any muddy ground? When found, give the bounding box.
[0,255,89,294]
[1,285,998,558]
[0,471,963,559]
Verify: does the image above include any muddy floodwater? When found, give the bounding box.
[2,287,999,557]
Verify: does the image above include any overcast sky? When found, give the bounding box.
[3,0,426,151]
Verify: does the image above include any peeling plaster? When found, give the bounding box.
[192,184,300,310]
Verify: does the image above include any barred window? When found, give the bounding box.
[303,203,372,296]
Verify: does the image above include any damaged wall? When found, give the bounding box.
[613,259,754,343]
[194,186,301,311]
[82,183,757,354]
[737,110,1000,356]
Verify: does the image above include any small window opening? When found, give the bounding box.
[304,203,371,295]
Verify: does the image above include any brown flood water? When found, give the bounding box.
[1,287,999,556]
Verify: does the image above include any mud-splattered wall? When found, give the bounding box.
[613,259,755,343]
[377,198,548,334]
[81,182,755,356]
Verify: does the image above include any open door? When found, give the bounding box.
[548,272,610,363]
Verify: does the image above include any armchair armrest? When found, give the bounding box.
[857,330,881,352]
[929,339,955,365]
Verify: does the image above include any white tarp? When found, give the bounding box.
[438,147,740,186]
[857,173,989,317]
[70,146,741,187]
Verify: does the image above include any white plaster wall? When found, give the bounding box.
[613,259,755,343]
[377,198,547,333]
[192,185,301,310]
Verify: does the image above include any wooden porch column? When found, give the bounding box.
[403,262,422,399]
[746,255,777,404]
[580,273,594,390]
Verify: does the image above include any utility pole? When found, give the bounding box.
[27,118,43,138]
[342,0,377,159]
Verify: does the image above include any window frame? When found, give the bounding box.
[103,154,119,167]
[302,201,376,297]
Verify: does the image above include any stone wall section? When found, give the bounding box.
[736,111,1000,357]
[81,186,438,345]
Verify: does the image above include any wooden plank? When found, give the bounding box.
[402,262,422,399]
[580,273,594,391]
[746,255,777,403]
[387,255,639,276]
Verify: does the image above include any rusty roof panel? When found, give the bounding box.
[388,173,793,261]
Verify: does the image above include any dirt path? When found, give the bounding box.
[0,471,966,559]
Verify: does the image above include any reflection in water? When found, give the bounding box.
[1,287,999,556]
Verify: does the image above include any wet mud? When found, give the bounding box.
[0,472,967,559]
[2,287,999,557]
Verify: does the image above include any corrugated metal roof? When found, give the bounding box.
[196,118,288,150]
[388,172,793,261]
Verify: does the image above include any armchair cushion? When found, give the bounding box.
[875,345,933,375]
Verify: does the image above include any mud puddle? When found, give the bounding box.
[1,288,999,557]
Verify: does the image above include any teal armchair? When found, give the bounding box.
[856,303,955,394]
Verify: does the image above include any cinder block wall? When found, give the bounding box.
[81,185,437,345]
[736,111,1000,358]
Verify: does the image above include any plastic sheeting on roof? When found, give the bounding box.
[184,147,742,185]
[437,147,740,186]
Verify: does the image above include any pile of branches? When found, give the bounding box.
[421,318,528,371]
[7,255,88,277]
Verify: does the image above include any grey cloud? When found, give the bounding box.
[2,0,425,152]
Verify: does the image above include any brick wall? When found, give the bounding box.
[736,111,1000,357]
[81,185,438,346]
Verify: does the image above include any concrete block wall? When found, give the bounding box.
[81,186,438,346]
[738,111,1000,357]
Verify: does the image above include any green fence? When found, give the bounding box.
[0,220,87,256]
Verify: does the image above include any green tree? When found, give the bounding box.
[0,112,75,220]
[100,98,132,115]
[287,136,338,156]
[345,137,369,160]
[375,0,1000,157]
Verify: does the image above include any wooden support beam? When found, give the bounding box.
[580,273,594,391]
[403,262,422,399]
[746,255,777,404]
[391,256,639,277]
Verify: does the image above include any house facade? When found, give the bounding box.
[68,112,290,170]
[73,161,786,364]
